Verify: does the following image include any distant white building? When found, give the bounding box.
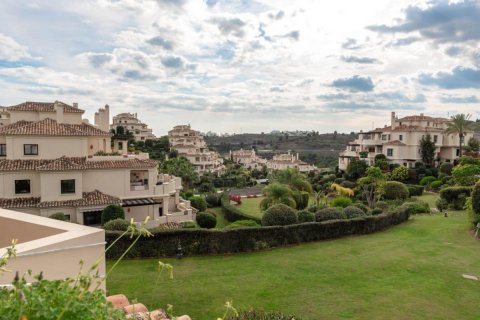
[230,148,267,169]
[338,111,475,171]
[266,151,317,172]
[111,112,156,142]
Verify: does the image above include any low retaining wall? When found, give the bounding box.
[105,209,409,259]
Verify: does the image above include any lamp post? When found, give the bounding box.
[176,242,183,260]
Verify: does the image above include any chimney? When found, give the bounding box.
[420,113,424,116]
[72,102,78,108]
[54,100,64,123]
[391,111,396,130]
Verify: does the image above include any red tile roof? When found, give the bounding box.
[6,101,84,113]
[383,140,406,146]
[0,118,111,137]
[0,197,40,208]
[0,156,159,171]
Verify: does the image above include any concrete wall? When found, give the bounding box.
[6,136,88,159]
[40,172,83,202]
[0,172,41,197]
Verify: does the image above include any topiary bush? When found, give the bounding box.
[103,218,130,231]
[430,180,443,190]
[315,207,345,222]
[436,198,448,212]
[452,164,480,186]
[196,212,217,229]
[307,204,327,213]
[375,201,389,211]
[419,176,436,186]
[353,202,369,213]
[101,204,125,225]
[225,220,261,229]
[293,191,310,210]
[181,221,197,229]
[262,204,298,226]
[439,186,472,210]
[330,196,353,208]
[440,162,453,175]
[390,166,409,181]
[407,184,424,197]
[340,180,357,189]
[48,212,68,221]
[343,206,366,219]
[371,208,383,215]
[402,201,430,214]
[190,196,208,211]
[383,181,409,200]
[297,210,315,223]
[205,193,222,207]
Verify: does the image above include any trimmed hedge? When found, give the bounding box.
[101,205,125,226]
[196,212,217,229]
[262,204,298,226]
[297,210,315,223]
[407,185,424,197]
[49,212,68,221]
[383,181,409,200]
[190,196,208,212]
[105,210,410,258]
[439,186,472,210]
[343,206,366,219]
[225,220,260,229]
[103,218,130,231]
[315,207,345,222]
[419,176,436,186]
[220,195,262,224]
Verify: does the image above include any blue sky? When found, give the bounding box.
[0,0,479,135]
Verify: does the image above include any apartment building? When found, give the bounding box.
[230,148,267,169]
[266,151,317,173]
[168,125,225,175]
[111,112,156,141]
[0,101,193,226]
[338,112,474,171]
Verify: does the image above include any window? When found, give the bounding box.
[15,180,31,194]
[399,135,403,141]
[24,144,38,155]
[0,144,5,156]
[387,148,393,157]
[433,135,438,143]
[61,179,75,194]
[456,149,460,156]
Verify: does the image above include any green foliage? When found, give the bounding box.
[375,201,389,210]
[292,191,310,210]
[49,212,68,221]
[371,208,383,215]
[383,181,409,200]
[206,193,222,207]
[419,134,436,166]
[401,201,430,214]
[469,181,480,228]
[272,168,313,193]
[307,204,327,213]
[103,218,130,231]
[340,180,357,189]
[260,183,296,210]
[343,206,366,219]
[430,180,443,189]
[181,221,197,229]
[445,113,477,156]
[436,198,448,212]
[262,204,298,226]
[315,207,345,222]
[390,166,409,182]
[353,202,369,213]
[297,210,315,223]
[221,195,261,224]
[196,212,217,229]
[407,185,424,197]
[440,186,472,210]
[375,154,387,162]
[439,162,453,175]
[467,137,480,152]
[190,196,208,212]
[346,159,368,179]
[101,204,125,226]
[225,220,261,229]
[459,156,480,166]
[330,196,352,208]
[452,164,480,186]
[374,159,389,170]
[160,157,199,189]
[182,190,194,199]
[226,310,301,320]
[419,176,437,186]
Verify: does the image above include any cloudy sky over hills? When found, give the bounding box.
[0,0,479,135]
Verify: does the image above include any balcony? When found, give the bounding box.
[130,170,149,191]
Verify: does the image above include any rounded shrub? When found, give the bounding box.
[297,210,315,223]
[402,201,430,214]
[225,220,260,229]
[343,206,366,219]
[196,212,217,229]
[340,180,357,189]
[439,186,472,210]
[101,204,125,225]
[307,204,327,213]
[384,181,409,200]
[353,202,369,213]
[103,218,130,231]
[390,166,409,181]
[440,162,453,175]
[407,185,424,197]
[375,201,389,210]
[205,193,221,207]
[49,212,68,221]
[419,176,436,186]
[262,204,298,226]
[435,198,448,212]
[371,208,383,215]
[330,196,353,208]
[315,207,345,222]
[190,196,208,211]
[430,180,443,189]
[181,221,197,229]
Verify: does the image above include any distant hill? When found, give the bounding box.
[204,132,356,168]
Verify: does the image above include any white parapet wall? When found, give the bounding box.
[0,208,106,290]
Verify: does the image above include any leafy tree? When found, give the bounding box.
[444,114,477,158]
[375,154,387,162]
[452,164,480,186]
[357,166,386,208]
[390,165,409,182]
[271,168,313,193]
[346,159,368,179]
[467,137,480,152]
[260,183,296,210]
[160,157,199,189]
[419,134,436,166]
[101,204,125,225]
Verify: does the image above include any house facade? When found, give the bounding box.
[230,148,267,169]
[168,125,225,175]
[111,112,156,141]
[0,101,193,226]
[338,112,474,171]
[266,151,317,172]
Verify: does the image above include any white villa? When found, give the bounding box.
[0,101,193,226]
[338,112,474,171]
[230,148,267,169]
[111,112,156,142]
[168,125,225,175]
[266,151,317,173]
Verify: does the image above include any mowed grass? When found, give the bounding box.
[107,210,480,319]
[236,196,264,219]
[206,207,230,229]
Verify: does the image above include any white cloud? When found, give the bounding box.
[0,33,32,61]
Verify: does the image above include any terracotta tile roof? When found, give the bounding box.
[37,190,121,208]
[0,197,40,208]
[383,140,406,146]
[6,101,84,113]
[0,118,111,137]
[398,115,448,123]
[0,156,159,172]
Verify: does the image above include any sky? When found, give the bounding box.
[0,0,479,135]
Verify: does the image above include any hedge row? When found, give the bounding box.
[105,209,410,259]
[220,195,262,224]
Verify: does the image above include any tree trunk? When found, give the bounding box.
[459,132,464,158]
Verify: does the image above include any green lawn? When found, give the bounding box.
[107,208,480,319]
[207,207,230,229]
[414,191,438,208]
[236,197,264,219]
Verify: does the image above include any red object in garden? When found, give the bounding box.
[229,195,242,204]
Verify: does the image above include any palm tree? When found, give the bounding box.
[260,183,296,210]
[271,168,313,193]
[444,114,477,158]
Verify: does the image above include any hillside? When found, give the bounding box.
[205,132,355,168]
